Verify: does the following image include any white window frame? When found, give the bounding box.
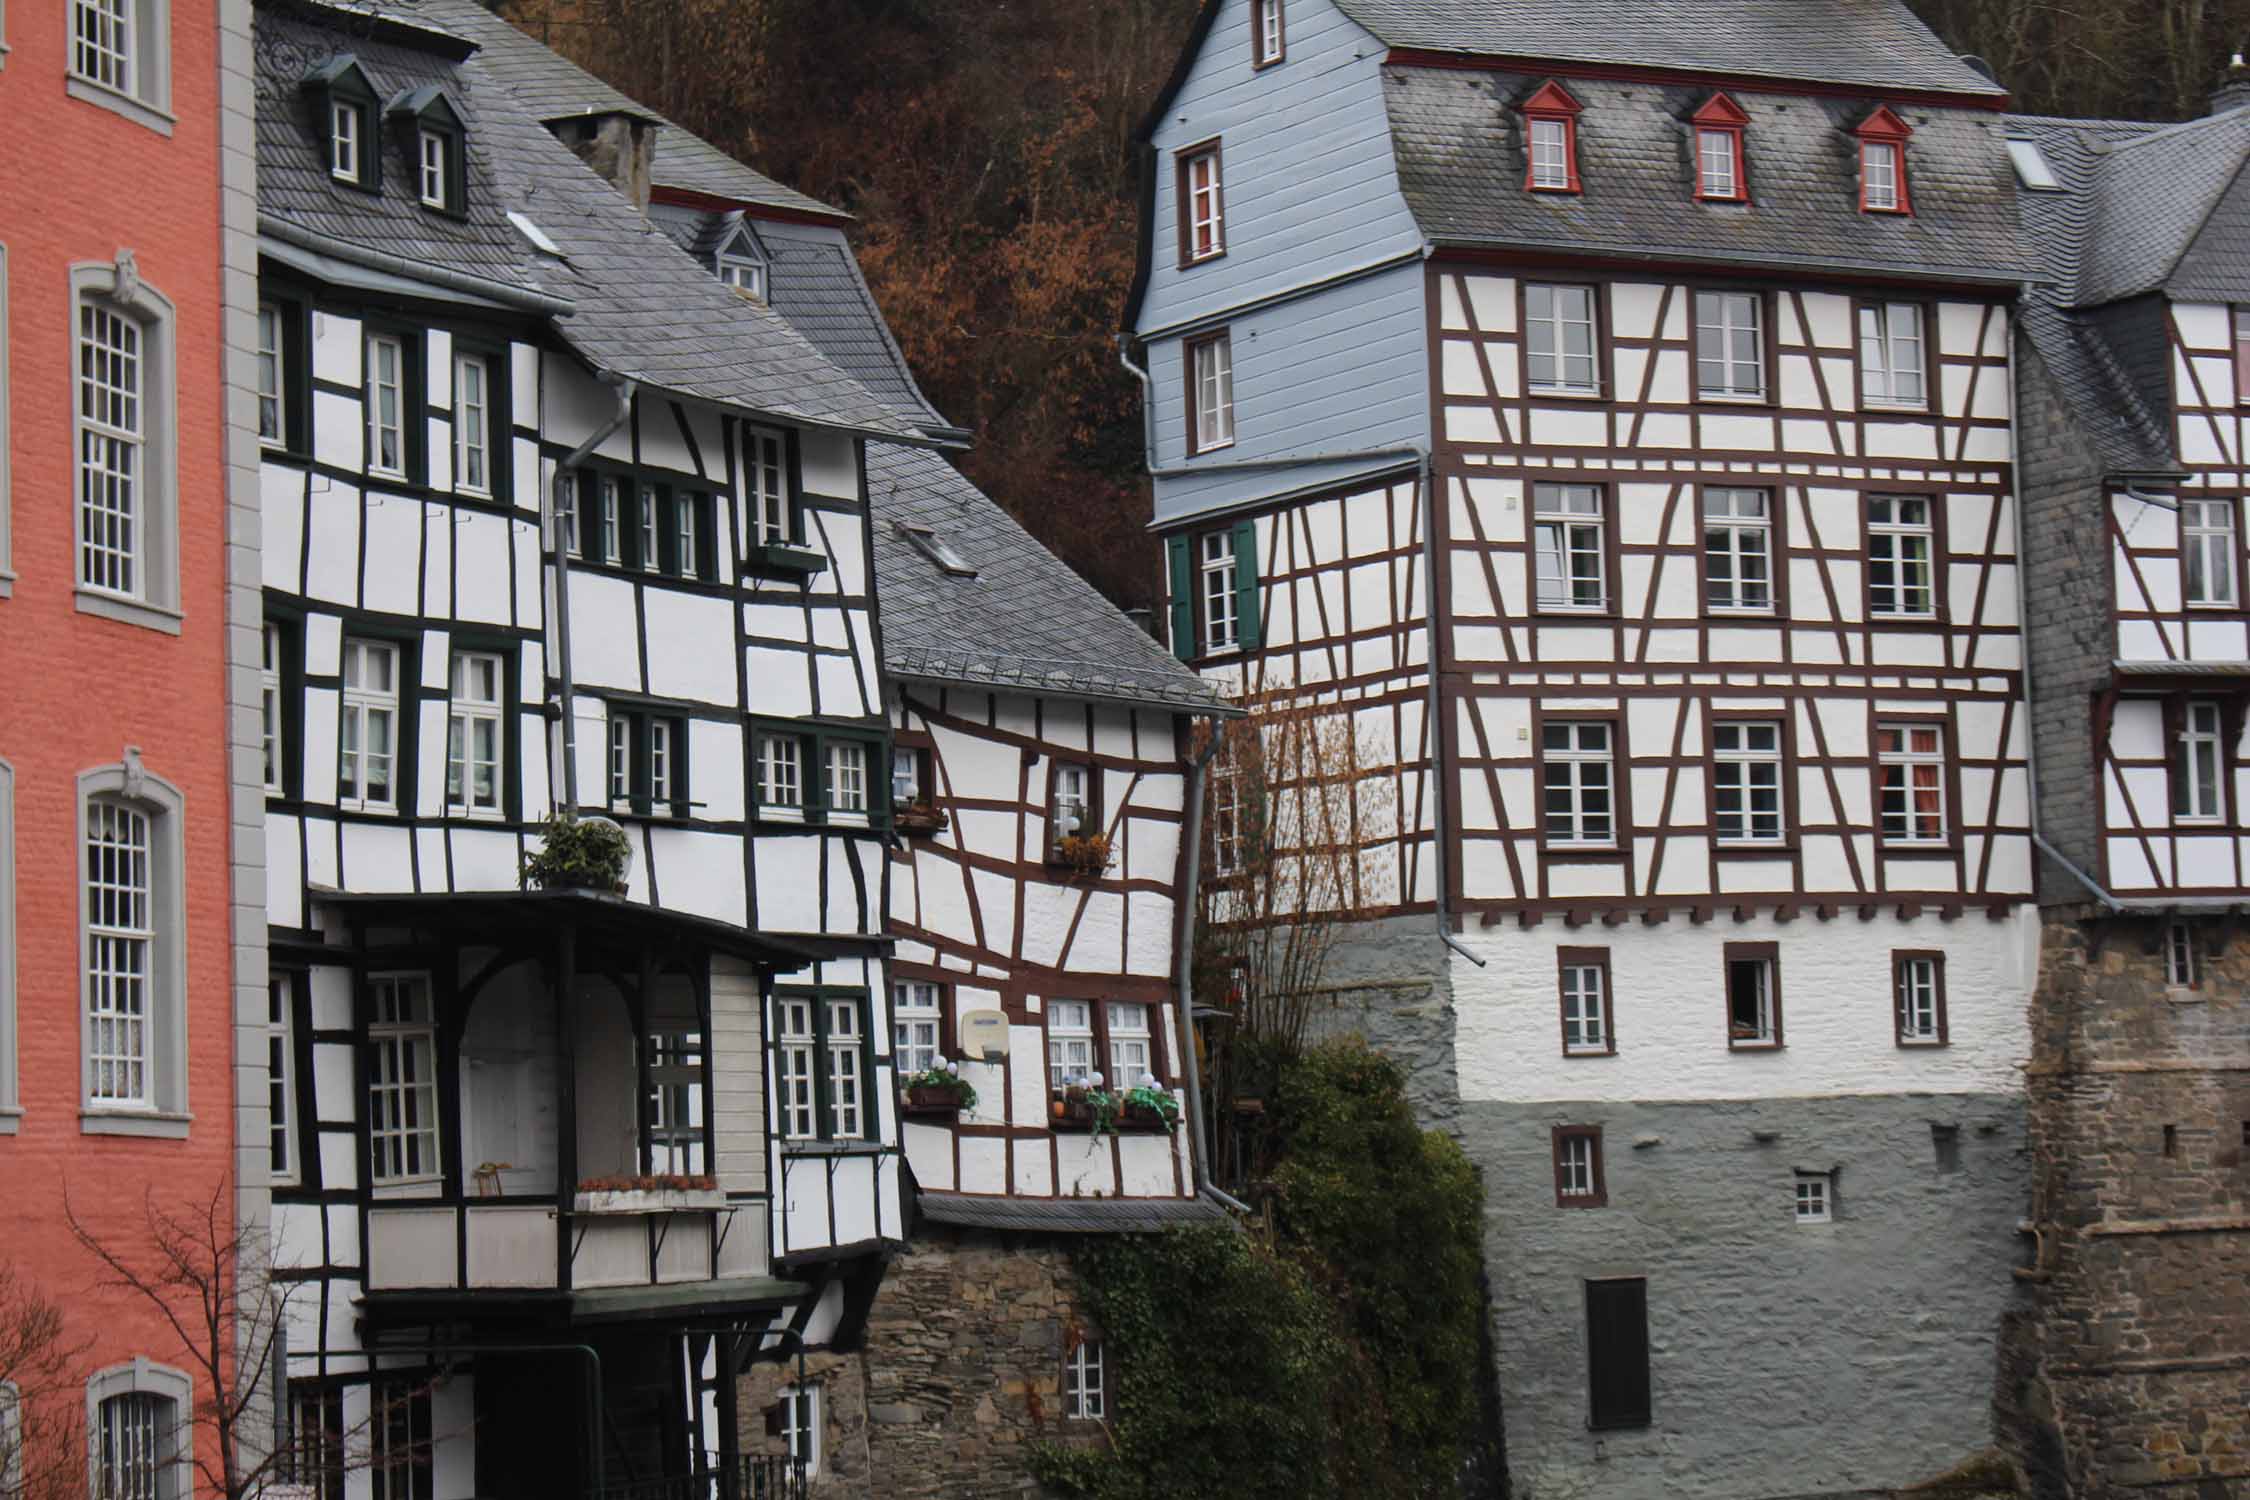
[1252,0,1283,66]
[1048,999,1094,1086]
[2175,700,2228,824]
[1896,956,1942,1045]
[607,716,632,812]
[824,999,864,1139]
[1211,759,1243,876]
[558,474,581,558]
[86,1360,192,1500]
[1867,496,1936,617]
[1533,483,1607,612]
[70,262,178,631]
[1560,962,1608,1055]
[826,740,869,819]
[1877,721,1949,844]
[369,1378,431,1500]
[1106,1001,1153,1084]
[717,248,766,300]
[645,1031,705,1176]
[638,484,660,574]
[1183,147,1224,262]
[262,623,284,793]
[1711,721,1785,845]
[1697,127,1740,199]
[1541,720,1616,847]
[2166,921,2198,988]
[1525,283,1598,395]
[757,732,805,814]
[1728,955,1778,1046]
[777,998,818,1140]
[446,650,504,819]
[1065,1341,1105,1420]
[1793,1173,1831,1224]
[417,128,447,209]
[339,638,401,814]
[780,1384,821,1478]
[1702,487,1773,612]
[1191,333,1234,454]
[1528,117,1571,191]
[77,298,143,603]
[648,718,674,807]
[893,982,942,1076]
[892,746,924,805]
[1858,301,1926,409]
[367,973,440,1187]
[1863,140,1901,211]
[1200,530,1239,652]
[85,799,153,1112]
[268,974,297,1184]
[78,761,186,1133]
[747,427,791,545]
[676,490,699,575]
[1051,764,1092,844]
[256,302,285,448]
[329,99,360,182]
[1558,1133,1598,1199]
[2183,498,2239,607]
[452,351,490,495]
[599,476,623,564]
[365,332,407,480]
[1694,290,1764,400]
[68,0,171,133]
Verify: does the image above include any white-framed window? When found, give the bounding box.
[365,333,406,479]
[824,998,863,1138]
[2166,921,2198,988]
[637,485,660,573]
[1877,722,1948,843]
[1051,764,1092,843]
[1694,290,1764,400]
[87,1363,192,1500]
[369,1379,431,1500]
[267,974,296,1184]
[1862,140,1902,211]
[1556,1130,1599,1200]
[73,0,135,93]
[256,303,285,446]
[77,299,144,598]
[1702,487,1773,612]
[1190,332,1234,453]
[340,638,400,813]
[607,716,631,811]
[2183,498,2239,607]
[558,475,581,558]
[777,997,817,1140]
[1858,302,1926,408]
[367,974,439,1185]
[1793,1172,1831,1223]
[1107,1001,1152,1083]
[452,352,489,494]
[758,733,804,812]
[893,982,942,1076]
[1711,721,1785,844]
[1528,116,1572,190]
[598,476,623,563]
[1065,1341,1105,1420]
[1560,962,1609,1055]
[1727,951,1778,1046]
[1211,760,1243,876]
[1182,146,1224,262]
[1541,721,1616,846]
[283,1381,344,1500]
[891,747,924,805]
[417,129,447,209]
[1252,0,1283,66]
[1200,530,1239,652]
[86,799,153,1108]
[747,428,790,544]
[1533,483,1606,611]
[2175,700,2228,823]
[648,718,674,807]
[676,491,699,574]
[1525,283,1598,394]
[826,741,869,817]
[1048,999,1094,1086]
[1867,495,1936,617]
[262,623,284,793]
[1697,127,1740,199]
[329,99,360,181]
[445,651,503,817]
[779,1384,821,1478]
[1896,955,1943,1045]
[644,1031,706,1175]
[717,249,765,299]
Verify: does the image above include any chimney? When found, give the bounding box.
[2211,53,2250,115]
[549,112,658,213]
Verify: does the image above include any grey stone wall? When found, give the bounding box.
[1300,912,1461,1130]
[1472,1093,2031,1500]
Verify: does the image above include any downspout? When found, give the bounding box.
[1177,728,1251,1215]
[550,373,637,810]
[1415,446,1486,968]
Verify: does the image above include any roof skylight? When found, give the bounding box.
[507,210,563,255]
[896,521,977,578]
[2007,138,2061,192]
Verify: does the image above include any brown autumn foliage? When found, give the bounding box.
[498,0,2250,613]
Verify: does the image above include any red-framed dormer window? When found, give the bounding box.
[1855,105,1914,215]
[1691,93,1749,202]
[1522,80,1584,194]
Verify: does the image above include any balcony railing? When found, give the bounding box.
[595,1455,807,1500]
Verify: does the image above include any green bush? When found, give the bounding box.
[520,813,631,892]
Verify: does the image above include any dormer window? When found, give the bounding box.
[1854,106,1914,215]
[305,56,380,193]
[418,129,448,208]
[1691,94,1749,202]
[389,87,467,216]
[330,100,361,182]
[715,227,768,301]
[1521,81,1583,194]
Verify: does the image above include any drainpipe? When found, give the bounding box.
[550,374,637,810]
[1177,729,1251,1215]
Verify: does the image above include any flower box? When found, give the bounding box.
[1120,1102,1174,1133]
[895,803,946,835]
[1047,833,1114,880]
[1050,1089,1095,1131]
[903,1084,964,1118]
[572,1187,728,1215]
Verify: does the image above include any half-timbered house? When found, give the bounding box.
[1128,2,2040,1494]
[253,2,932,1492]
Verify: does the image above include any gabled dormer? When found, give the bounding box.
[1690,92,1750,203]
[389,85,469,217]
[715,222,769,301]
[1853,105,1913,215]
[304,55,380,193]
[1520,80,1584,194]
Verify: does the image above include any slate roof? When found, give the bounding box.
[1330,0,2005,98]
[914,1190,1233,1234]
[867,444,1233,715]
[1382,66,2032,284]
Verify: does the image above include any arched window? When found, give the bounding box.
[69,255,179,633]
[79,756,187,1133]
[86,1360,192,1500]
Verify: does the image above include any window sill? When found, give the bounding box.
[1704,607,1777,620]
[1543,844,1624,861]
[1561,1046,1616,1060]
[1878,839,1954,853]
[781,1140,887,1157]
[338,801,399,817]
[1726,1038,1783,1052]
[749,541,829,578]
[1186,439,1236,459]
[81,1109,192,1139]
[76,587,183,635]
[1861,401,1930,416]
[65,75,176,137]
[1532,606,1616,620]
[1694,394,1773,408]
[1526,385,1604,399]
[1895,1037,1949,1048]
[0,1107,21,1136]
[1714,841,1795,858]
[1179,250,1228,270]
[0,568,15,600]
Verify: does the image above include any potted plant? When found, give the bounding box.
[521,813,631,893]
[1051,832,1113,879]
[1119,1078,1182,1133]
[900,1060,977,1117]
[572,1173,725,1214]
[1051,1073,1102,1129]
[895,798,945,834]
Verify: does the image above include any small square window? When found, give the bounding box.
[1793,1173,1831,1223]
[1553,1125,1606,1207]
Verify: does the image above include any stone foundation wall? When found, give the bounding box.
[738,1226,1107,1498]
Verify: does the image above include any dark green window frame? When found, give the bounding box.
[1167,517,1261,663]
[569,469,715,581]
[751,719,890,827]
[773,985,878,1143]
[605,705,690,819]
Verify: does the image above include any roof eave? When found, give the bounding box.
[258,213,575,316]
[1424,235,2033,290]
[886,667,1242,720]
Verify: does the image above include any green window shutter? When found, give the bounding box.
[1231,519,1261,651]
[1168,536,1194,661]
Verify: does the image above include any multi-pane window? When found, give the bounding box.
[1107,1002,1153,1083]
[2166,921,2198,988]
[1051,763,1093,847]
[257,304,285,446]
[1554,1127,1603,1206]
[1525,284,1598,394]
[1867,496,1936,616]
[2237,310,2250,407]
[1201,530,1240,651]
[644,1032,706,1175]
[1048,999,1095,1086]
[78,300,143,597]
[646,717,675,807]
[1533,483,1606,610]
[637,486,660,573]
[894,982,942,1075]
[86,800,153,1107]
[827,741,869,817]
[778,994,872,1141]
[558,475,581,557]
[417,130,448,209]
[717,250,765,299]
[371,1381,432,1500]
[1252,0,1283,66]
[1895,954,1943,1045]
[608,711,683,816]
[777,997,817,1139]
[268,974,296,1183]
[598,476,624,563]
[284,1382,344,1500]
[826,999,864,1137]
[1191,333,1234,453]
[1858,302,1926,408]
[446,651,503,817]
[676,490,700,572]
[1702,488,1773,612]
[1528,117,1573,190]
[368,975,439,1185]
[607,718,631,810]
[365,334,406,478]
[1726,949,1779,1046]
[758,732,804,812]
[1697,127,1741,199]
[453,353,490,493]
[340,639,400,813]
[1065,1341,1105,1420]
[1542,721,1616,846]
[2174,700,2227,823]
[1560,958,1611,1055]
[1211,760,1243,876]
[1862,140,1902,212]
[329,99,360,181]
[2183,498,2238,607]
[748,429,790,545]
[74,0,135,92]
[1182,146,1224,262]
[1877,722,1948,842]
[1694,291,1764,399]
[1793,1173,1831,1223]
[780,1385,821,1477]
[1711,722,1785,844]
[892,747,925,805]
[95,1391,165,1500]
[262,624,285,792]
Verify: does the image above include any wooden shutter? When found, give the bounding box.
[1231,519,1261,651]
[1585,1278,1651,1429]
[1168,536,1194,661]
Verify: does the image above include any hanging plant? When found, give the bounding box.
[521,813,631,893]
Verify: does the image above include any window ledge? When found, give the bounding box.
[1862,402,1930,415]
[1527,386,1605,400]
[1726,1039,1783,1053]
[75,587,183,635]
[0,567,15,599]
[65,75,177,136]
[781,1141,887,1157]
[1896,1038,1950,1048]
[1561,1048,1615,1060]
[81,1109,192,1139]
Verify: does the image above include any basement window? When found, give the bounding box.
[1793,1172,1832,1223]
